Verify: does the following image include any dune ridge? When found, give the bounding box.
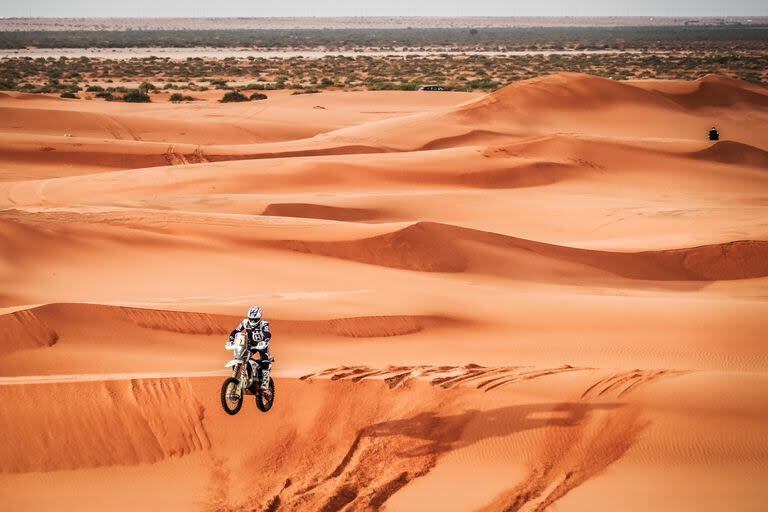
[263,203,384,222]
[647,75,768,110]
[466,73,768,115]
[0,308,58,354]
[689,140,768,167]
[280,315,461,338]
[458,73,685,114]
[119,306,233,335]
[0,303,460,346]
[274,221,768,281]
[0,377,209,473]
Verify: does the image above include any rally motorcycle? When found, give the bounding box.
[220,332,275,414]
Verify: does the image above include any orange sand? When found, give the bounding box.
[1,74,767,511]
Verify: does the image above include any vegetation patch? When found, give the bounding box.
[220,90,249,102]
[123,89,151,102]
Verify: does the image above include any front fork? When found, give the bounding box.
[232,364,246,397]
[232,363,253,394]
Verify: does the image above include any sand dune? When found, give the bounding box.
[1,73,767,510]
[631,74,768,109]
[316,73,768,152]
[2,374,766,511]
[0,377,210,472]
[688,140,768,167]
[275,221,768,281]
[263,202,386,222]
[0,302,466,377]
[0,133,194,180]
[0,308,58,354]
[0,302,458,344]
[459,73,685,113]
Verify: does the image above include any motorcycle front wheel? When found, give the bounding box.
[220,377,243,415]
[255,377,275,413]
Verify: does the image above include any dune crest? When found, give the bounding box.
[689,140,768,167]
[263,202,384,222]
[274,221,768,281]
[0,303,459,350]
[459,73,682,114]
[659,74,768,109]
[0,309,58,354]
[0,377,209,473]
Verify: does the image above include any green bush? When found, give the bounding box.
[60,91,78,99]
[85,85,104,92]
[138,81,156,91]
[249,92,267,101]
[123,89,151,103]
[220,90,248,103]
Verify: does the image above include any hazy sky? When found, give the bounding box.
[1,0,766,18]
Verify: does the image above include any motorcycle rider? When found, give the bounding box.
[229,306,273,390]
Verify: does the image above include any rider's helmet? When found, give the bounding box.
[246,306,262,329]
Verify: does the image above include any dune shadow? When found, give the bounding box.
[360,402,622,457]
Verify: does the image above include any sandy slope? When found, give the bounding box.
[1,74,767,511]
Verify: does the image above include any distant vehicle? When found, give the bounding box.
[419,85,446,91]
[709,126,720,141]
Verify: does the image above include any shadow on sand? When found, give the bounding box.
[360,401,623,457]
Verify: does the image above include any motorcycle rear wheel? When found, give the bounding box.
[220,377,243,415]
[255,377,275,412]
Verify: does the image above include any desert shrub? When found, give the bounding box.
[85,85,104,92]
[60,91,78,98]
[95,91,115,101]
[138,81,156,91]
[220,90,248,102]
[249,92,267,101]
[123,89,151,102]
[243,82,276,90]
[170,92,195,102]
[241,82,267,90]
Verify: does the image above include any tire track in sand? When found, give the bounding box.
[301,364,590,391]
[580,369,687,400]
[477,404,647,512]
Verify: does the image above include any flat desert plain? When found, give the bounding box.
[1,73,767,511]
